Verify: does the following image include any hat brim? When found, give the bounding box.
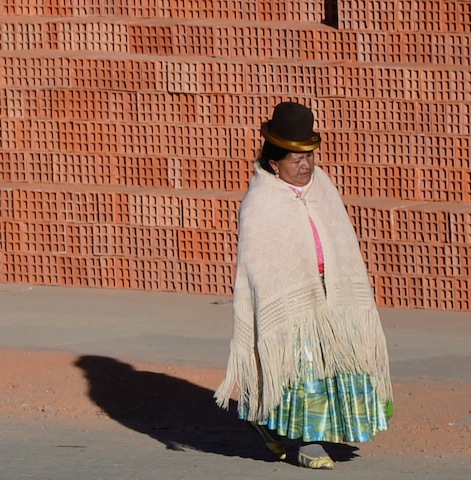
[261,121,321,152]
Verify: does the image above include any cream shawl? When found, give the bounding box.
[215,162,393,421]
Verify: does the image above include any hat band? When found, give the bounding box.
[261,123,321,152]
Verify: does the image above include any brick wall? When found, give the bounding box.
[0,0,470,310]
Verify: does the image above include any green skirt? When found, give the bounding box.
[239,373,391,443]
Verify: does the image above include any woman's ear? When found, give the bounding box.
[268,160,278,174]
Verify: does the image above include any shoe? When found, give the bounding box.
[250,423,287,460]
[298,444,334,470]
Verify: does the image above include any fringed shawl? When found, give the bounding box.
[214,162,393,421]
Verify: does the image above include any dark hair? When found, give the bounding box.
[258,141,290,174]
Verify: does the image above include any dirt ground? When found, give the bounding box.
[1,349,470,458]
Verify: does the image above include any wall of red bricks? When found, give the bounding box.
[0,1,470,311]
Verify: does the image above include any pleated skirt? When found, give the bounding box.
[239,372,391,443]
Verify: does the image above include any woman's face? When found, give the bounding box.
[269,151,315,187]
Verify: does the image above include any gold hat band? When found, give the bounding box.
[261,122,321,152]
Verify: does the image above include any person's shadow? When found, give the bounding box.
[75,355,358,464]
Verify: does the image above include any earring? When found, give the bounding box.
[275,172,280,178]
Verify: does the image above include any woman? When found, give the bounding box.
[215,102,393,469]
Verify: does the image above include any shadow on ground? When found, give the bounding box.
[75,355,358,465]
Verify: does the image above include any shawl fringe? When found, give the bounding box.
[215,303,392,422]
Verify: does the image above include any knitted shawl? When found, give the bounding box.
[215,162,393,421]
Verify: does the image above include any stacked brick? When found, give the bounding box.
[0,1,470,310]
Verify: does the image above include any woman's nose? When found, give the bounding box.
[300,157,311,168]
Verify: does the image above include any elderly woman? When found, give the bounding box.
[215,102,393,469]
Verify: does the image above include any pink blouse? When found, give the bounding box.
[289,186,325,275]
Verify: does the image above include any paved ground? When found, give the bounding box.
[0,283,470,479]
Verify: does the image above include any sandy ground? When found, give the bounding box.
[2,349,470,459]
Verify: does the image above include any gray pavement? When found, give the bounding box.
[1,283,470,479]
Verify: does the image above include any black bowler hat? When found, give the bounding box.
[261,102,321,152]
